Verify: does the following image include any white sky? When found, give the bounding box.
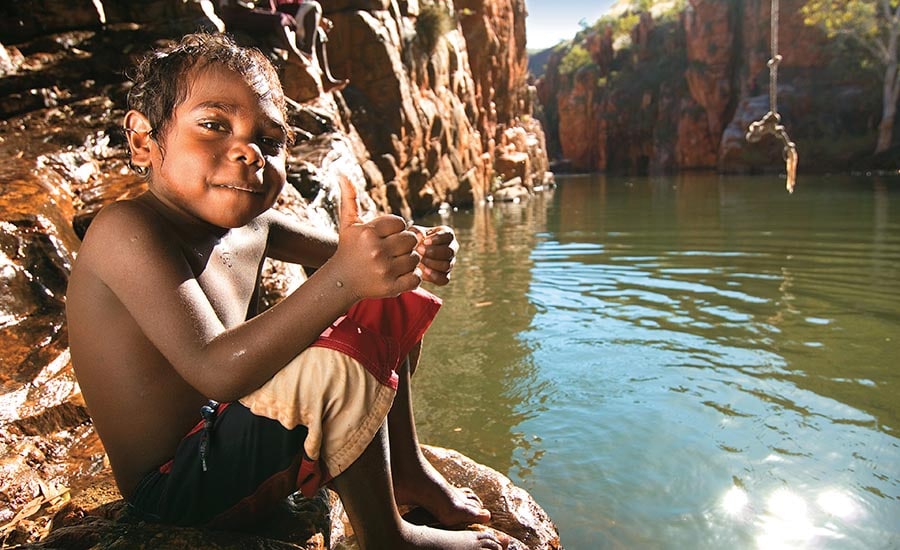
[525,0,618,50]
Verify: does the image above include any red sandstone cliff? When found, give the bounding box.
[536,0,880,174]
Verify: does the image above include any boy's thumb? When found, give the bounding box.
[338,176,362,230]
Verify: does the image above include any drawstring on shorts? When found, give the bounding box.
[199,400,219,472]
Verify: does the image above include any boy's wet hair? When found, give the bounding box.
[127,32,291,144]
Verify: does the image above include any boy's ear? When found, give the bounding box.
[124,110,154,169]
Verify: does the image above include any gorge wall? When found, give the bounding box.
[0,0,552,545]
[536,0,884,175]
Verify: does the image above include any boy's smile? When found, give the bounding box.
[140,65,289,229]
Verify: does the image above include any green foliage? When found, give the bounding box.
[548,0,688,95]
[655,0,687,24]
[559,44,593,76]
[587,0,684,53]
[802,0,878,39]
[618,13,642,37]
[416,3,453,56]
[801,0,896,64]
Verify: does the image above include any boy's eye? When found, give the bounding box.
[259,136,287,153]
[199,120,227,132]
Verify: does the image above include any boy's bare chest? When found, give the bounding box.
[182,229,267,327]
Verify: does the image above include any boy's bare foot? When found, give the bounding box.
[393,522,508,549]
[394,456,492,527]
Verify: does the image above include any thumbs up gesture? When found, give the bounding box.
[330,177,422,299]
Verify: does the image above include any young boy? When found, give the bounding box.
[66,32,507,549]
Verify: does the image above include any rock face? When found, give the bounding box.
[322,0,548,211]
[536,0,883,174]
[0,0,554,546]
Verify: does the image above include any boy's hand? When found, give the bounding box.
[334,178,421,298]
[412,225,458,286]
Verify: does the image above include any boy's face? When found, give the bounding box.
[144,65,289,229]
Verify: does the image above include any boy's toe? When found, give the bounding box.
[459,487,491,521]
[473,526,511,549]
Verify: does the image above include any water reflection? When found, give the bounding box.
[720,484,869,549]
[413,196,549,474]
[415,174,900,549]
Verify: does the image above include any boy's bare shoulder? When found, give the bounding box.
[83,198,164,243]
[74,198,184,281]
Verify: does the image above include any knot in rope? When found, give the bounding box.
[746,0,797,193]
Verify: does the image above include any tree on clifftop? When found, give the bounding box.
[802,0,900,153]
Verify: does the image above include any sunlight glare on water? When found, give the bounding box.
[415,174,900,549]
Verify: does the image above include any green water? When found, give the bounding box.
[413,174,900,549]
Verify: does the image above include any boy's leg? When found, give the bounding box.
[387,346,492,526]
[127,401,313,528]
[276,1,318,56]
[297,1,320,55]
[280,25,311,66]
[331,423,507,550]
[315,26,348,91]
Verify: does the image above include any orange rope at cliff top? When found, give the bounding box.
[745,0,799,193]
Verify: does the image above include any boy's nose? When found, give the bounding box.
[230,140,265,168]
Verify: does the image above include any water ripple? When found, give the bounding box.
[420,175,900,549]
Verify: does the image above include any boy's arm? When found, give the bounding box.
[76,185,420,401]
[266,213,459,285]
[264,209,337,269]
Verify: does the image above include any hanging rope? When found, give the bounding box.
[745,0,798,193]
